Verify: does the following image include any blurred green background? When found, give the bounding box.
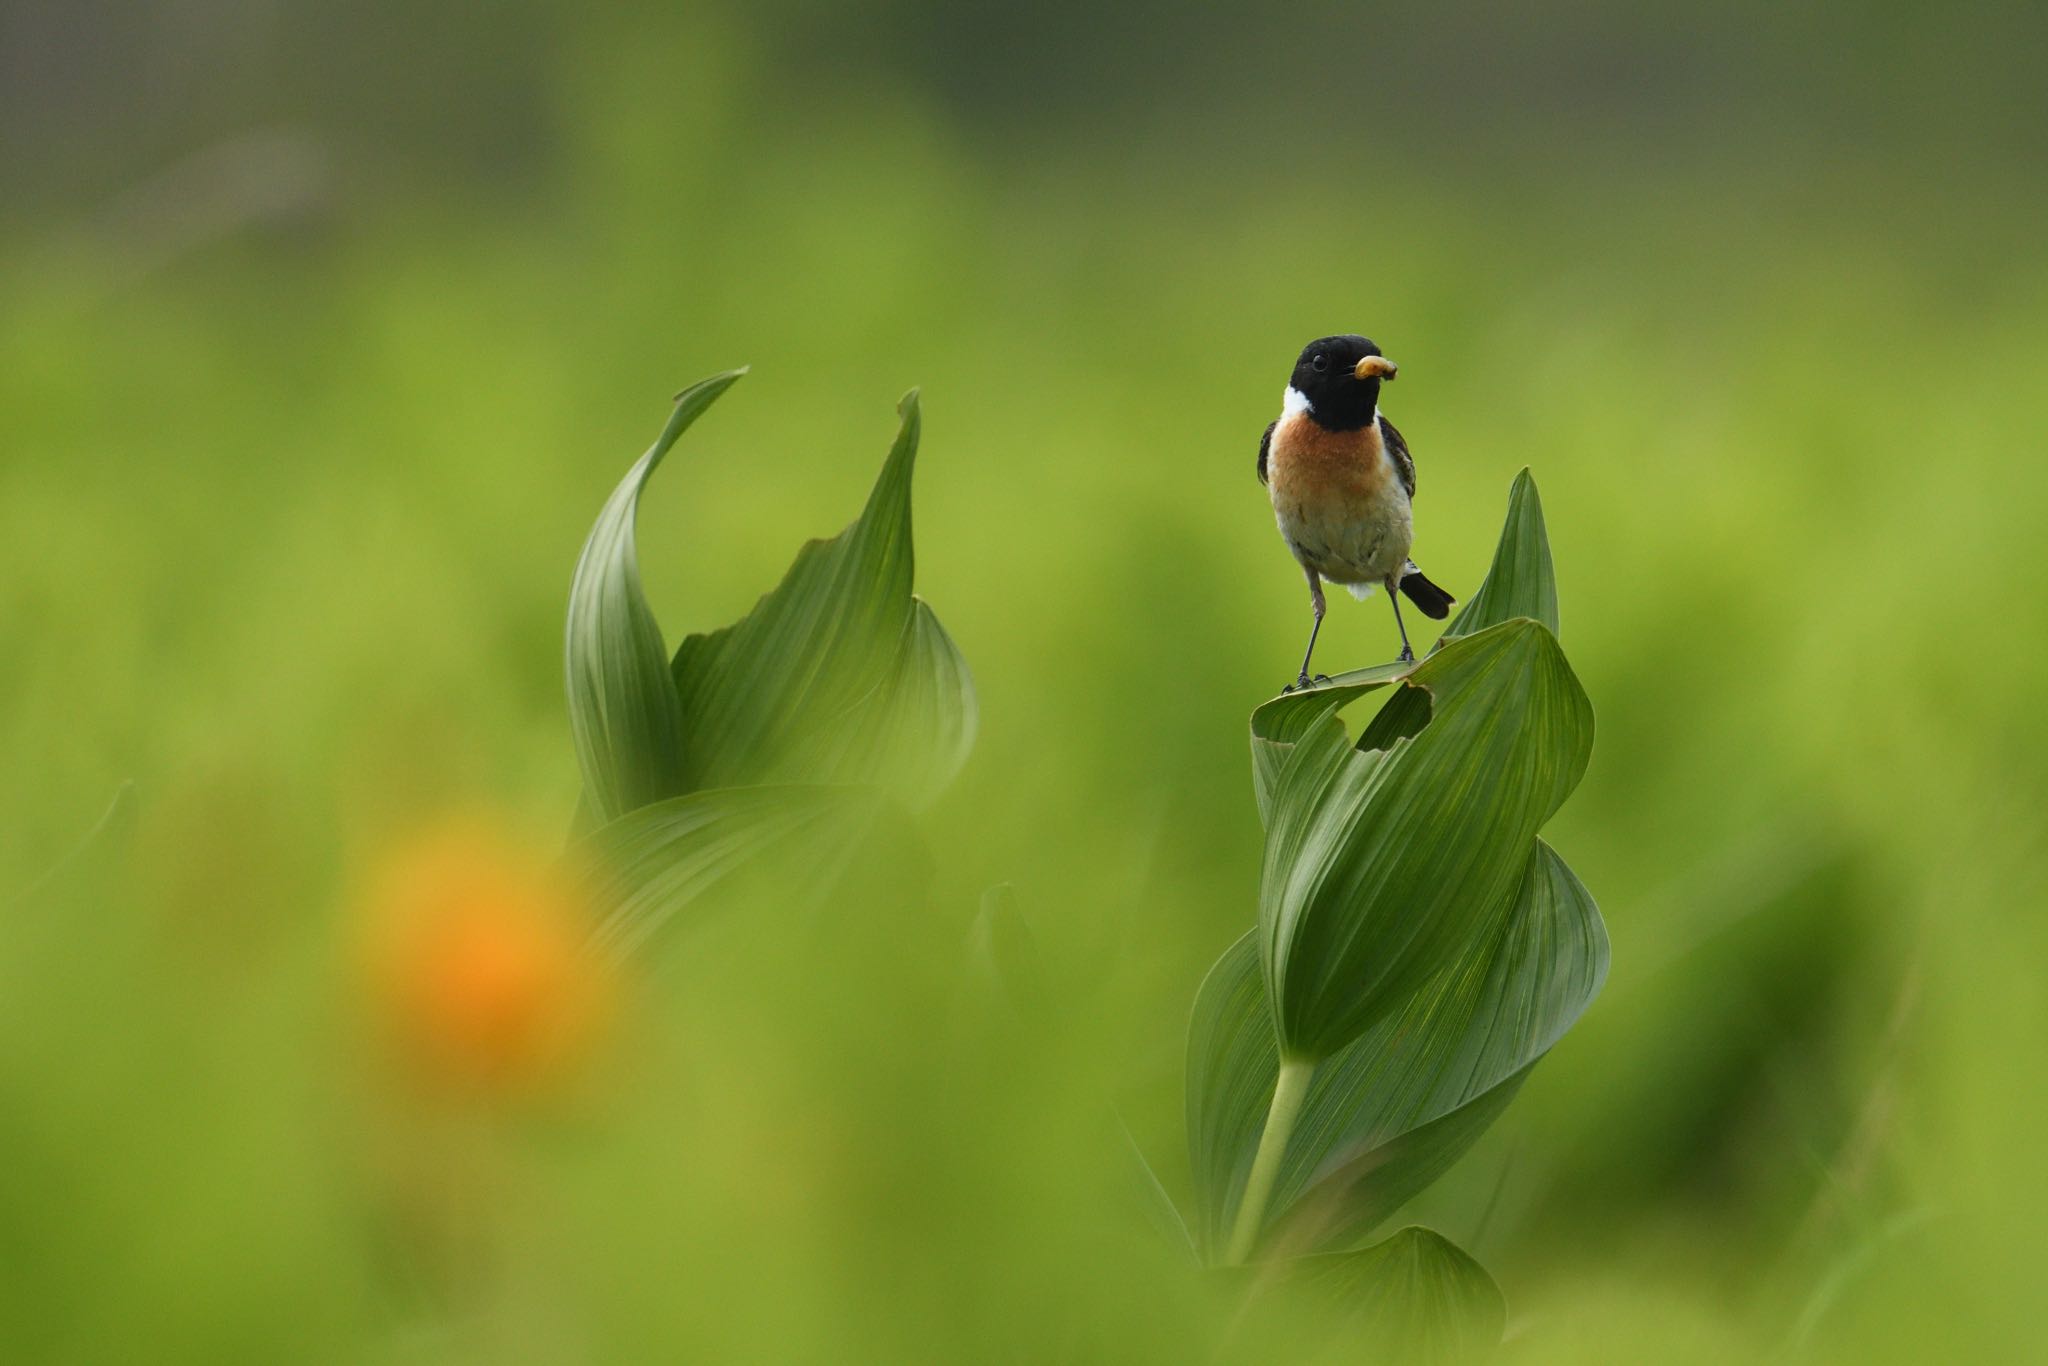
[5,1,2046,1361]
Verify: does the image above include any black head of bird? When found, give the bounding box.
[1288,335,1398,432]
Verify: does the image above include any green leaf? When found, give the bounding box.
[671,390,976,809]
[578,783,912,964]
[1186,930,1276,1257]
[566,371,746,822]
[1267,842,1604,1251]
[1443,467,1558,641]
[1287,1226,1506,1362]
[1121,1122,1198,1264]
[1255,619,1594,1061]
[1248,658,1414,823]
[1187,842,1605,1261]
[799,599,978,810]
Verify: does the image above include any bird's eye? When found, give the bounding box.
[1310,354,1328,372]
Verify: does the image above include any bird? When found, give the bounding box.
[1258,334,1456,691]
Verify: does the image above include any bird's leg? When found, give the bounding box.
[1388,578,1416,664]
[1287,572,1328,692]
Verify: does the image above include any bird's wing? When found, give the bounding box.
[1379,415,1416,498]
[1257,419,1277,486]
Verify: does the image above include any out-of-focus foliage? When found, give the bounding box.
[566,370,744,821]
[564,374,971,963]
[1285,1227,1508,1364]
[3,1,2046,1361]
[666,389,975,808]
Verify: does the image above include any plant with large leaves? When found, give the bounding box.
[1165,472,1607,1358]
[562,372,976,957]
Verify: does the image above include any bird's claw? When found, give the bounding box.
[1397,646,1416,665]
[1282,673,1333,694]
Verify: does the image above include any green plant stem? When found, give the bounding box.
[1224,1056,1315,1265]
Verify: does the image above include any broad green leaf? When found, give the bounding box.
[671,391,976,809]
[799,599,978,810]
[1442,467,1558,641]
[1256,619,1593,1061]
[1287,1226,1505,1363]
[1249,658,1414,823]
[1266,842,1605,1251]
[1186,930,1275,1257]
[1353,671,1434,753]
[1187,842,1605,1261]
[578,783,911,964]
[566,371,745,822]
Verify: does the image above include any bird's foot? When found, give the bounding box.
[1282,672,1333,694]
[1397,646,1416,665]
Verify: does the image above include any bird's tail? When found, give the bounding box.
[1399,565,1455,620]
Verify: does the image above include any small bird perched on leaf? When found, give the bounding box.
[1258,334,1455,690]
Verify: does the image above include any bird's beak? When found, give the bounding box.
[1354,356,1398,381]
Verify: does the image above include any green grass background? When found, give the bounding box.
[4,3,2046,1360]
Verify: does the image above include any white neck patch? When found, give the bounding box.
[1281,386,1313,418]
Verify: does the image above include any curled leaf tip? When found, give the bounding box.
[671,367,747,403]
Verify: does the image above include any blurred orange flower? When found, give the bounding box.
[361,820,610,1099]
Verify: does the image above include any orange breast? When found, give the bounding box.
[1267,414,1388,503]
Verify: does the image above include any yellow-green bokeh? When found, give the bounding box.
[3,3,2045,1361]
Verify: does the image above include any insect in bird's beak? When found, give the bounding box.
[1354,356,1398,381]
